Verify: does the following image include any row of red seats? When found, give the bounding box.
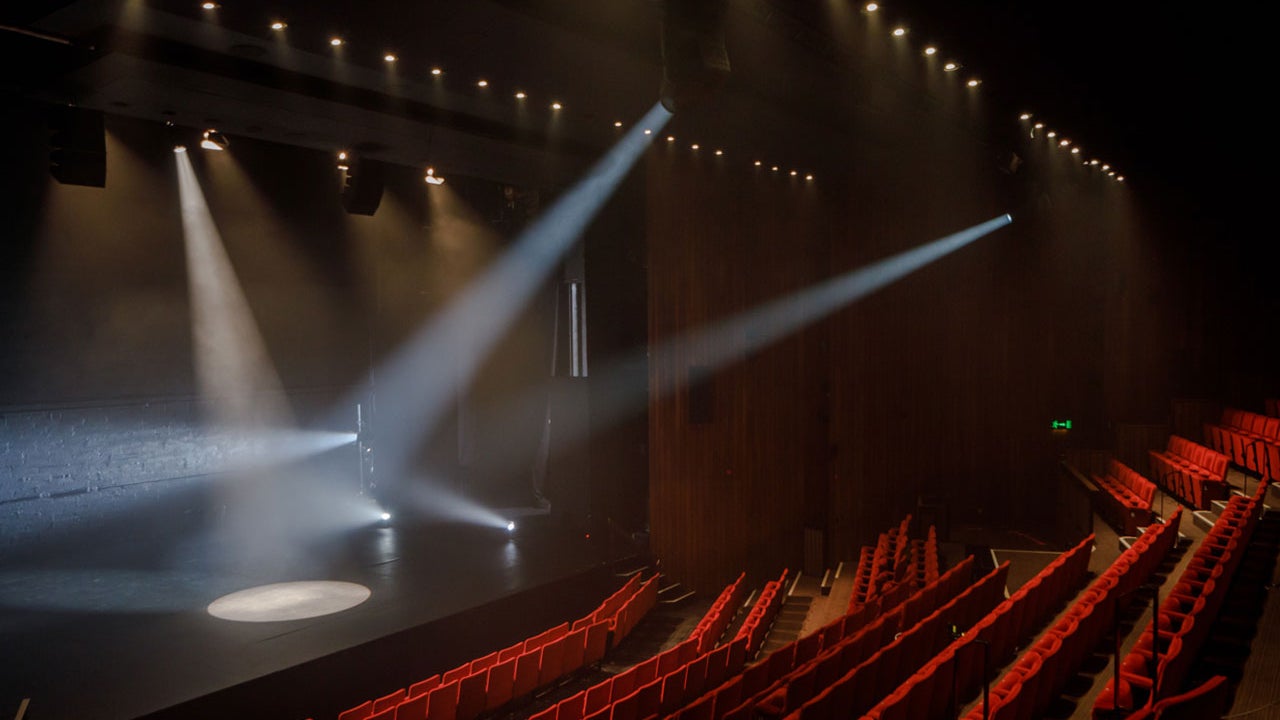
[531,635,747,720]
[1093,459,1157,534]
[664,554,978,720]
[716,556,978,720]
[959,509,1183,720]
[1121,675,1230,720]
[866,533,1094,720]
[911,526,941,587]
[734,569,790,657]
[781,562,1011,720]
[850,515,914,611]
[690,573,747,655]
[1204,407,1279,481]
[337,573,653,720]
[612,576,661,648]
[1148,436,1229,509]
[1095,482,1268,715]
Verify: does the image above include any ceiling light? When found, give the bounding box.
[551,101,562,110]
[201,2,218,9]
[753,160,762,166]
[805,174,814,181]
[892,27,907,37]
[1090,159,1099,166]
[614,121,623,128]
[943,62,959,72]
[329,37,344,47]
[1116,176,1125,182]
[1034,122,1045,129]
[1058,139,1071,147]
[714,149,723,156]
[174,145,187,153]
[643,129,652,135]
[1047,130,1057,138]
[667,135,675,142]
[200,129,229,151]
[506,520,516,533]
[1071,147,1081,154]
[967,78,981,87]
[424,167,445,185]
[924,46,937,56]
[270,21,286,30]
[690,143,699,150]
[337,151,348,161]
[514,91,526,99]
[771,165,779,172]
[865,3,879,12]
[790,170,798,176]
[431,67,443,76]
[384,53,397,63]
[477,79,488,88]
[1019,113,1031,120]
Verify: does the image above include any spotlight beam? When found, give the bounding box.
[354,102,672,483]
[477,214,1015,466]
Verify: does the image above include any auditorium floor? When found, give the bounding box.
[0,500,605,720]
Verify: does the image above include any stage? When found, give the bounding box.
[0,485,619,720]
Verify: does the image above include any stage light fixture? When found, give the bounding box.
[506,520,516,533]
[1102,164,1110,171]
[1071,147,1081,154]
[1117,176,1125,182]
[924,46,937,56]
[330,37,344,47]
[1020,113,1032,120]
[1059,139,1071,147]
[770,165,779,172]
[790,170,798,176]
[943,62,959,72]
[892,27,907,37]
[380,512,392,522]
[667,135,676,142]
[753,160,762,166]
[805,174,814,181]
[201,2,218,9]
[1047,130,1057,138]
[967,78,981,87]
[865,2,879,11]
[201,129,229,151]
[690,143,699,150]
[270,21,286,30]
[1034,122,1045,129]
[384,53,397,63]
[431,67,443,76]
[614,121,623,127]
[477,79,488,88]
[714,149,723,156]
[551,101,563,110]
[174,145,187,153]
[424,167,445,185]
[514,91,526,99]
[643,129,652,135]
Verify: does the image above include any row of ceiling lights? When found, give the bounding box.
[197,1,816,183]
[195,2,1118,186]
[1019,113,1124,182]
[864,2,1125,183]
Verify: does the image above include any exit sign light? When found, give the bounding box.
[1050,420,1073,430]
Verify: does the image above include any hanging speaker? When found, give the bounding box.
[48,105,106,187]
[660,0,731,113]
[341,156,386,216]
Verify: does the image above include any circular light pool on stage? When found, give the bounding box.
[207,581,371,622]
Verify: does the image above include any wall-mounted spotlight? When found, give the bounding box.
[200,129,229,151]
[424,167,445,185]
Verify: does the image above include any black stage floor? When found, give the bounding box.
[0,480,615,720]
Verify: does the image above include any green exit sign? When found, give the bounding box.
[1050,420,1073,430]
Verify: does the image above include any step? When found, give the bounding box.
[1193,510,1217,534]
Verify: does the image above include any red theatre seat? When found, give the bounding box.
[339,700,374,720]
[485,658,517,711]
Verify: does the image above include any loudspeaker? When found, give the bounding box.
[48,105,105,187]
[341,156,386,216]
[660,0,731,113]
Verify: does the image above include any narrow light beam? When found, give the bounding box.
[348,102,672,483]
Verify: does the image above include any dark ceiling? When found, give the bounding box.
[1,0,1261,212]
